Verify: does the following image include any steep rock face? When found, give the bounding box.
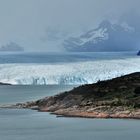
[64,20,137,52]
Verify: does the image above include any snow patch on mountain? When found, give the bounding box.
[79,28,109,46]
[64,20,137,52]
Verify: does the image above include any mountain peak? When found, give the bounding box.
[64,20,138,52]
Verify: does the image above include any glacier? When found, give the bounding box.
[0,57,140,85]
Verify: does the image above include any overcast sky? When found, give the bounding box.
[0,0,139,52]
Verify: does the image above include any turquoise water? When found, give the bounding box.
[0,85,140,140]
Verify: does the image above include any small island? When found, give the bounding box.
[10,72,140,119]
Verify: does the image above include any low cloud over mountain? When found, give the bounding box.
[63,20,140,52]
[0,42,24,52]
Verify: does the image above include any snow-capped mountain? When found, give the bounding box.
[64,20,137,52]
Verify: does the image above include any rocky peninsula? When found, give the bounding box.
[7,72,140,119]
[0,82,11,85]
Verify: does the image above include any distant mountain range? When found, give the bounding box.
[0,42,24,52]
[64,20,139,52]
[138,51,140,55]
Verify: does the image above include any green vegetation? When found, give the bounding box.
[35,72,140,110]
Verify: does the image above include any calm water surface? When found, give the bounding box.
[0,85,140,140]
[0,85,75,104]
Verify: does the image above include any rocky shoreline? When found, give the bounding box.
[2,72,140,119]
[0,82,11,85]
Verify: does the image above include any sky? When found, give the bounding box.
[0,0,140,52]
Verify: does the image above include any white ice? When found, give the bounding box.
[0,57,140,85]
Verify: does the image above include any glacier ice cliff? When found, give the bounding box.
[0,57,140,85]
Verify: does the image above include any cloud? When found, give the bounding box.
[41,28,69,42]
[0,0,140,51]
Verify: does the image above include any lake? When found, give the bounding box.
[0,85,140,140]
[0,52,140,140]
